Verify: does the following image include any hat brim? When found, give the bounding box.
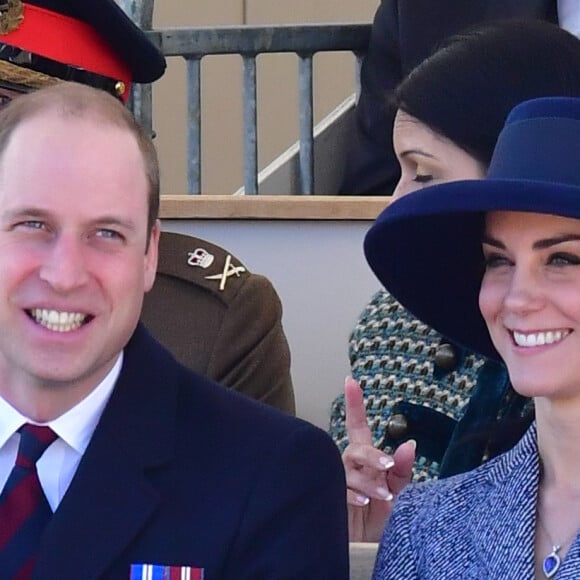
[26,0,165,83]
[364,179,580,360]
[81,0,165,83]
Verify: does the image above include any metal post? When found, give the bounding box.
[187,57,202,194]
[242,55,258,194]
[298,53,314,194]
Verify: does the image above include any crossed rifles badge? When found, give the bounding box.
[187,248,246,291]
[0,0,23,35]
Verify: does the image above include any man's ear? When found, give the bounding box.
[144,219,161,292]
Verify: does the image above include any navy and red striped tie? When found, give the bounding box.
[0,424,57,579]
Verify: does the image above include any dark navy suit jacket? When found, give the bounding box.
[34,324,349,579]
[340,0,558,195]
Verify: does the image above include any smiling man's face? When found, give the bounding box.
[0,108,159,418]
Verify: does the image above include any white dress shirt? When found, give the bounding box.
[559,0,580,37]
[0,353,122,512]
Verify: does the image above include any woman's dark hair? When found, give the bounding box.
[393,20,580,166]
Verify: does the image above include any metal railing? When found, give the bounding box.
[118,1,371,194]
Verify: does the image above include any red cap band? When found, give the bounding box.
[1,4,131,94]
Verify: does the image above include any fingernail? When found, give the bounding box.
[377,487,394,501]
[356,494,370,506]
[379,456,395,469]
[407,439,417,451]
[344,376,351,387]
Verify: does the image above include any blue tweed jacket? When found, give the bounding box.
[373,424,580,579]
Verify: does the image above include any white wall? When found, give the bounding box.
[161,218,380,429]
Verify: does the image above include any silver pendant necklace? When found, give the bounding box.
[542,545,561,578]
[537,516,578,578]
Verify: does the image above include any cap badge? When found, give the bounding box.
[205,254,246,291]
[115,81,126,98]
[188,248,215,269]
[0,0,23,35]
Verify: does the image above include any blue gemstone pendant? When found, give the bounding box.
[543,546,561,578]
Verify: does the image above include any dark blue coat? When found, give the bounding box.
[35,325,348,579]
[340,0,557,195]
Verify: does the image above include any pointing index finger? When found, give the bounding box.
[344,376,373,446]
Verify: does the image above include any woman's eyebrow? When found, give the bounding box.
[481,235,504,249]
[533,234,580,249]
[482,233,580,249]
[398,149,436,159]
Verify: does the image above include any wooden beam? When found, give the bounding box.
[159,195,390,220]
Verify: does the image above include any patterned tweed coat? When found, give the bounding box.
[372,424,580,579]
[329,290,530,480]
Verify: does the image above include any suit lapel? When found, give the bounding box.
[468,426,540,578]
[35,430,160,579]
[35,325,179,580]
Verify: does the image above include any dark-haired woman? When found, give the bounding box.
[370,94,580,579]
[329,20,580,542]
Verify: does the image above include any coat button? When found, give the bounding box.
[434,343,457,371]
[385,413,408,439]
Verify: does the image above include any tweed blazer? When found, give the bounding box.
[330,290,482,479]
[329,289,531,481]
[372,424,580,579]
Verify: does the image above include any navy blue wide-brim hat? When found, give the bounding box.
[364,96,580,361]
[0,0,165,100]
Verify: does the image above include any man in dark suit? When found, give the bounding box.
[339,0,558,195]
[0,82,347,579]
[0,0,295,414]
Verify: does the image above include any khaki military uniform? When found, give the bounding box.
[140,232,295,414]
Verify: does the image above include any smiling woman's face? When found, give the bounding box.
[392,110,486,200]
[479,210,580,401]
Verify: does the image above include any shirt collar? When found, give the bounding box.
[0,353,123,454]
[558,0,580,37]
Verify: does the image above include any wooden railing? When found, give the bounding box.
[159,195,388,220]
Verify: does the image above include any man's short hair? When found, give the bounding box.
[0,82,159,235]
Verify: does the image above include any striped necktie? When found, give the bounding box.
[0,424,58,579]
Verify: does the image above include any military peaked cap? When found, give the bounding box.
[0,0,165,101]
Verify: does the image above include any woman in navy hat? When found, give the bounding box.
[369,95,580,578]
[331,19,580,543]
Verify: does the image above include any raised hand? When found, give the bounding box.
[342,376,415,542]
